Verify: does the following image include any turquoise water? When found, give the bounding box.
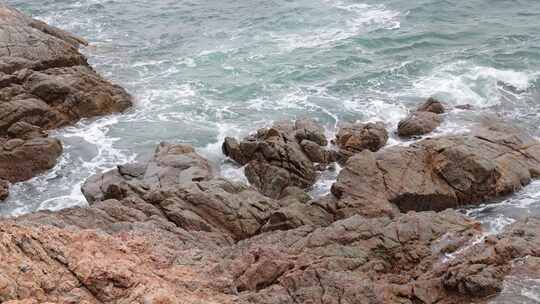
[3,0,540,300]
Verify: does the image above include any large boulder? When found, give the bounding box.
[0,4,132,199]
[0,5,131,128]
[223,119,333,198]
[333,119,540,213]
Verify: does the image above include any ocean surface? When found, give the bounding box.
[3,0,540,300]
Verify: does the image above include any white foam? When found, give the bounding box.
[414,62,536,107]
[343,98,408,128]
[273,1,400,51]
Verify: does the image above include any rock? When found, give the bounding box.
[0,138,538,303]
[300,140,336,163]
[7,122,45,139]
[335,122,388,158]
[82,142,213,203]
[0,179,8,201]
[221,210,483,303]
[294,118,328,146]
[455,104,474,110]
[333,119,540,213]
[223,119,330,198]
[417,97,445,114]
[397,111,442,137]
[0,137,62,183]
[0,4,132,193]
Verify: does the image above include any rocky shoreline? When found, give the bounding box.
[0,4,132,201]
[1,5,540,304]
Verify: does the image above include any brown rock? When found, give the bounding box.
[397,111,442,137]
[7,122,45,139]
[335,122,388,157]
[223,119,330,198]
[0,4,132,193]
[417,97,446,114]
[0,179,8,201]
[0,137,62,183]
[82,142,214,203]
[0,140,538,304]
[333,118,540,213]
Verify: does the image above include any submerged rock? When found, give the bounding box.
[223,119,332,199]
[0,4,132,199]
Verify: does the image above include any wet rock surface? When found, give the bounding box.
[397,98,446,137]
[223,119,332,198]
[398,111,442,137]
[0,4,132,199]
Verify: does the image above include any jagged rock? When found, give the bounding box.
[0,4,132,199]
[335,121,388,158]
[397,111,442,137]
[333,119,540,213]
[3,200,538,304]
[417,97,446,114]
[82,142,214,203]
[223,119,330,198]
[1,139,539,303]
[221,211,483,303]
[0,179,8,201]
